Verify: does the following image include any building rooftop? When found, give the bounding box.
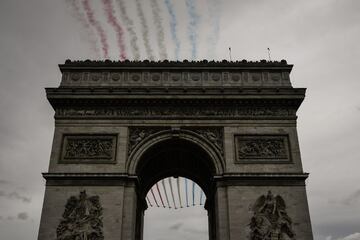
[58,59,293,88]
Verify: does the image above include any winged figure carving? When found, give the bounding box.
[250,191,295,240]
[56,191,104,240]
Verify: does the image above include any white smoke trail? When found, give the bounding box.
[150,0,167,60]
[116,0,140,60]
[185,0,200,60]
[207,0,221,59]
[135,0,155,60]
[164,0,180,60]
[66,0,100,58]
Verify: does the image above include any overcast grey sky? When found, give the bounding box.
[0,0,359,239]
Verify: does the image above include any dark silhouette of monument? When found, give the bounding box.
[38,59,313,240]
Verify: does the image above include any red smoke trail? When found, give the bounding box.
[82,0,109,58]
[102,0,127,60]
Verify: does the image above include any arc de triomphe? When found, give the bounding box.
[38,60,313,240]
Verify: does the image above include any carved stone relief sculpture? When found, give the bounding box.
[250,191,295,240]
[60,135,117,163]
[127,127,167,156]
[56,105,295,119]
[235,135,291,163]
[127,127,224,157]
[184,127,224,154]
[56,191,104,240]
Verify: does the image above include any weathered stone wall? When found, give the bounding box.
[225,186,313,240]
[38,186,130,240]
[48,126,128,173]
[224,125,303,173]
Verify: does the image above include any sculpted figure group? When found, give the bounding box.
[250,191,295,240]
[56,191,104,240]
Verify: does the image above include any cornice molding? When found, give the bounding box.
[215,172,309,186]
[42,173,138,186]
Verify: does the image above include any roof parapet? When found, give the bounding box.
[59,59,293,88]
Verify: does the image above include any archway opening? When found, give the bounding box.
[144,177,208,240]
[135,138,218,240]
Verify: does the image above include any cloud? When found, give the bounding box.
[17,212,29,220]
[342,190,360,206]
[0,179,9,184]
[169,222,182,230]
[0,190,31,203]
[337,233,360,240]
[183,227,207,235]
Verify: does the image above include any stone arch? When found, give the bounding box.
[127,129,224,178]
[127,129,223,240]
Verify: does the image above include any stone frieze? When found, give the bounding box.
[60,70,291,87]
[235,135,291,163]
[56,105,296,119]
[60,135,117,163]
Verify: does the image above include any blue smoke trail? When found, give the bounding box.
[185,178,189,207]
[185,0,200,60]
[207,0,221,59]
[164,0,180,60]
[192,181,195,206]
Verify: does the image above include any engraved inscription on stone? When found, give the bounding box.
[61,135,117,163]
[250,191,295,240]
[56,191,104,240]
[235,135,290,163]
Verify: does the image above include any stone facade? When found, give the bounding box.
[38,60,313,240]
